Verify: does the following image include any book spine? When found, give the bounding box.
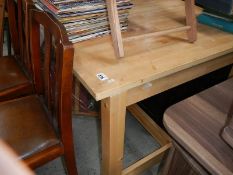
[40,0,59,14]
[196,0,233,15]
[197,14,233,33]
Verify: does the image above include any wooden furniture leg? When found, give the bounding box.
[229,65,233,78]
[159,145,175,175]
[101,92,127,175]
[185,0,197,42]
[106,0,124,58]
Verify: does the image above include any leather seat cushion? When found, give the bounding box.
[0,56,29,91]
[0,95,60,159]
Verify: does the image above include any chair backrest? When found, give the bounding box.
[0,0,5,56]
[17,0,34,75]
[6,0,20,57]
[6,0,34,77]
[29,8,74,133]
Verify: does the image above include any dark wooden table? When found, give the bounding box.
[164,78,233,175]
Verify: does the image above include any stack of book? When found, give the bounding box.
[196,0,233,33]
[37,0,133,43]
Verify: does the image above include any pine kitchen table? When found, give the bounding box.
[72,0,233,174]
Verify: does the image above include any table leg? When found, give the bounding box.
[185,0,197,42]
[101,92,127,175]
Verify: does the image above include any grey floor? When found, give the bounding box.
[2,33,161,175]
[35,112,161,175]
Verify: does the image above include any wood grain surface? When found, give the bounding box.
[73,0,233,101]
[164,78,233,175]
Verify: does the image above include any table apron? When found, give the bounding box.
[126,53,233,106]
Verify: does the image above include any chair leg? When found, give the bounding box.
[185,0,197,42]
[62,128,78,175]
[106,0,124,58]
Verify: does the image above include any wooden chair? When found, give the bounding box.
[106,0,197,58]
[0,8,78,175]
[163,78,233,175]
[0,0,33,102]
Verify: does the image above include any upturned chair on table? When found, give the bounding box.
[0,7,78,175]
[106,0,197,58]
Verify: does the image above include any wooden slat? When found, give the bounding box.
[6,0,20,57]
[106,0,124,58]
[185,0,197,42]
[127,104,171,145]
[229,66,233,78]
[44,29,52,109]
[126,104,172,174]
[101,92,126,175]
[124,26,191,42]
[122,144,171,175]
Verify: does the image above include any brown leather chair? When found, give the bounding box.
[0,8,78,175]
[0,0,33,102]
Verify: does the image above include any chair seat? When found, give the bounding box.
[164,78,233,175]
[0,56,33,100]
[0,95,60,159]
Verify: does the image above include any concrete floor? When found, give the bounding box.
[35,112,161,175]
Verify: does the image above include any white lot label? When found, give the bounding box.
[96,73,109,81]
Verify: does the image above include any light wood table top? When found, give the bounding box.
[73,0,233,101]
